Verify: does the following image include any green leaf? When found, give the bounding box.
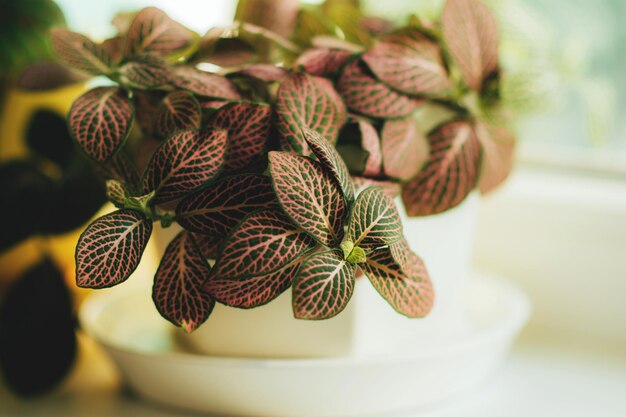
[292,251,356,320]
[347,187,402,250]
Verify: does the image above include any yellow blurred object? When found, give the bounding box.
[0,82,86,160]
[0,80,91,303]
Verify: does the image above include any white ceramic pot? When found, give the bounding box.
[179,194,480,358]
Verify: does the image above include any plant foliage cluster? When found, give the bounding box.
[52,0,513,331]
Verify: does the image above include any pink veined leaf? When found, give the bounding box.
[346,186,403,250]
[311,36,364,52]
[176,174,277,237]
[97,152,142,193]
[275,72,347,154]
[106,179,134,208]
[172,66,241,100]
[142,128,228,204]
[205,261,300,309]
[51,28,113,75]
[302,127,355,204]
[362,28,451,97]
[230,64,290,83]
[442,0,500,91]
[362,247,434,318]
[75,209,153,288]
[292,250,356,320]
[209,102,272,171]
[192,233,224,260]
[101,36,124,64]
[269,151,347,247]
[195,33,257,67]
[337,59,424,119]
[381,117,429,181]
[198,99,229,111]
[212,209,316,279]
[154,91,202,138]
[388,237,410,273]
[133,91,163,137]
[402,120,481,216]
[359,120,383,177]
[476,123,516,194]
[118,54,171,89]
[153,231,215,332]
[294,48,352,76]
[353,176,401,199]
[68,87,134,162]
[124,7,194,57]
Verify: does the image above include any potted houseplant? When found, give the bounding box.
[51,0,515,358]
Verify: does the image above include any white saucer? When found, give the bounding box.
[79,274,530,417]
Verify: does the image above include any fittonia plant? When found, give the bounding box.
[52,0,514,332]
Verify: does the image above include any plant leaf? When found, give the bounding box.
[294,48,352,76]
[442,0,499,91]
[172,66,241,99]
[97,152,142,193]
[353,177,401,199]
[154,91,202,138]
[124,7,194,57]
[153,231,215,332]
[106,179,133,208]
[388,237,410,272]
[75,209,152,288]
[51,28,112,75]
[213,209,316,279]
[210,102,272,171]
[292,250,356,320]
[192,233,224,259]
[68,87,134,162]
[362,247,434,318]
[359,120,383,177]
[476,123,515,194]
[337,59,424,119]
[230,64,289,83]
[302,127,355,204]
[381,117,429,181]
[205,262,300,309]
[347,186,402,250]
[402,120,481,216]
[275,72,346,154]
[362,28,450,97]
[176,174,277,237]
[268,151,347,247]
[143,128,228,204]
[118,54,171,89]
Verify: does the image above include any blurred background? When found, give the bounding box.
[0,0,624,415]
